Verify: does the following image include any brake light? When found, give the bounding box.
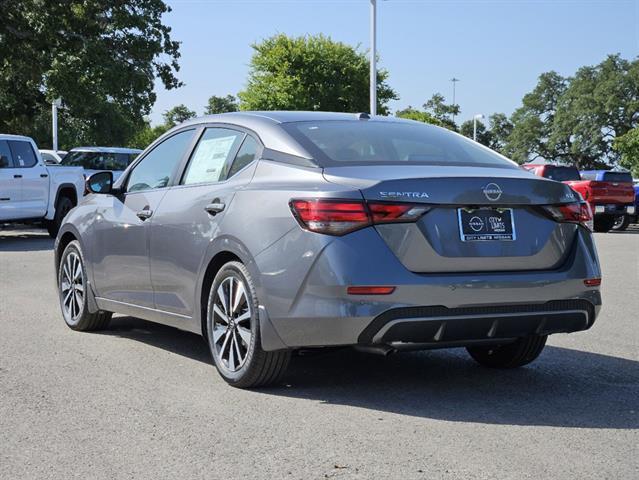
[290,199,430,236]
[542,202,593,231]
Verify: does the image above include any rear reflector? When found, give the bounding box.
[347,286,396,295]
[290,198,430,236]
[583,278,601,287]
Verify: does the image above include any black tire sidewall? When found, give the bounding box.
[206,261,261,384]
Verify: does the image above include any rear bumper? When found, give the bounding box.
[256,225,602,350]
[593,204,635,214]
[358,300,596,349]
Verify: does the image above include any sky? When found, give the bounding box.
[150,0,639,125]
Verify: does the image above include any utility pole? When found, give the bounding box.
[370,0,377,116]
[450,77,460,124]
[52,98,62,151]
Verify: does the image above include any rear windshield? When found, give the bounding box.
[603,172,632,183]
[283,121,517,169]
[61,151,135,170]
[544,166,581,181]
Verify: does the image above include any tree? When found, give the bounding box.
[460,119,492,147]
[205,95,239,114]
[506,71,568,164]
[613,127,639,177]
[422,94,460,131]
[163,104,196,127]
[129,122,170,150]
[238,34,398,114]
[0,0,181,148]
[486,113,513,154]
[395,107,443,127]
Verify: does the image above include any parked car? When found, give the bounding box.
[523,164,635,232]
[39,149,67,165]
[0,134,84,237]
[57,146,141,181]
[54,112,602,388]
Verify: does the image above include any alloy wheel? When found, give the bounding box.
[61,251,84,321]
[211,276,252,372]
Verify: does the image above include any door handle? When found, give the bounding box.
[205,202,226,216]
[13,174,22,179]
[136,209,153,221]
[40,174,48,178]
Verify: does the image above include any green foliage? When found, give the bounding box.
[395,107,443,127]
[506,55,639,168]
[423,94,460,131]
[129,123,170,150]
[205,95,239,115]
[460,119,491,147]
[613,127,639,177]
[0,0,181,149]
[163,104,196,127]
[238,34,398,114]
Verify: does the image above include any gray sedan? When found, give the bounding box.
[54,111,602,388]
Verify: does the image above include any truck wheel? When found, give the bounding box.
[47,196,74,238]
[593,215,616,233]
[206,261,290,388]
[467,335,547,369]
[58,240,112,331]
[611,215,630,231]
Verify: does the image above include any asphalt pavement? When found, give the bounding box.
[1,226,637,479]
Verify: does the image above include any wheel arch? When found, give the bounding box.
[54,183,79,208]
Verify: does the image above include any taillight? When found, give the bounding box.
[290,199,430,236]
[542,202,593,231]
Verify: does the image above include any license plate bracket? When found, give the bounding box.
[457,207,516,242]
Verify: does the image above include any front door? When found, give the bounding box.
[91,129,197,308]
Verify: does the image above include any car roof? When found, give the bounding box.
[69,146,142,154]
[0,133,36,142]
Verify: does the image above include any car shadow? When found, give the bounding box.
[0,229,53,252]
[104,316,638,430]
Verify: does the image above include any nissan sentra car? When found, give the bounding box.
[54,111,602,388]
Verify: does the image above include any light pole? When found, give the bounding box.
[52,98,62,151]
[473,114,484,141]
[370,0,377,116]
[450,77,460,124]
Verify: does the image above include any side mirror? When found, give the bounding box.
[87,171,114,194]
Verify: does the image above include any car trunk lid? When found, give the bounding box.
[324,165,580,273]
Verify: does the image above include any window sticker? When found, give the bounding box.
[184,135,237,184]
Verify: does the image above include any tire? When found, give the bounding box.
[611,215,630,231]
[593,214,616,233]
[47,195,74,238]
[58,240,111,331]
[466,335,547,369]
[206,261,290,388]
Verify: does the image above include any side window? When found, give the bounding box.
[182,128,244,185]
[8,141,37,168]
[0,140,14,168]
[227,136,259,178]
[127,129,195,193]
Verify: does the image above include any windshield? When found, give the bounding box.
[61,151,135,170]
[544,166,581,181]
[283,121,517,168]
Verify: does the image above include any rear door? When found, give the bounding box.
[149,127,259,317]
[8,140,48,218]
[0,140,23,220]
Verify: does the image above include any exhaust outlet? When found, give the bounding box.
[354,344,395,356]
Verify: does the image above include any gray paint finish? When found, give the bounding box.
[55,111,602,351]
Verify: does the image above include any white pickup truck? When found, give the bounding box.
[0,134,84,237]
